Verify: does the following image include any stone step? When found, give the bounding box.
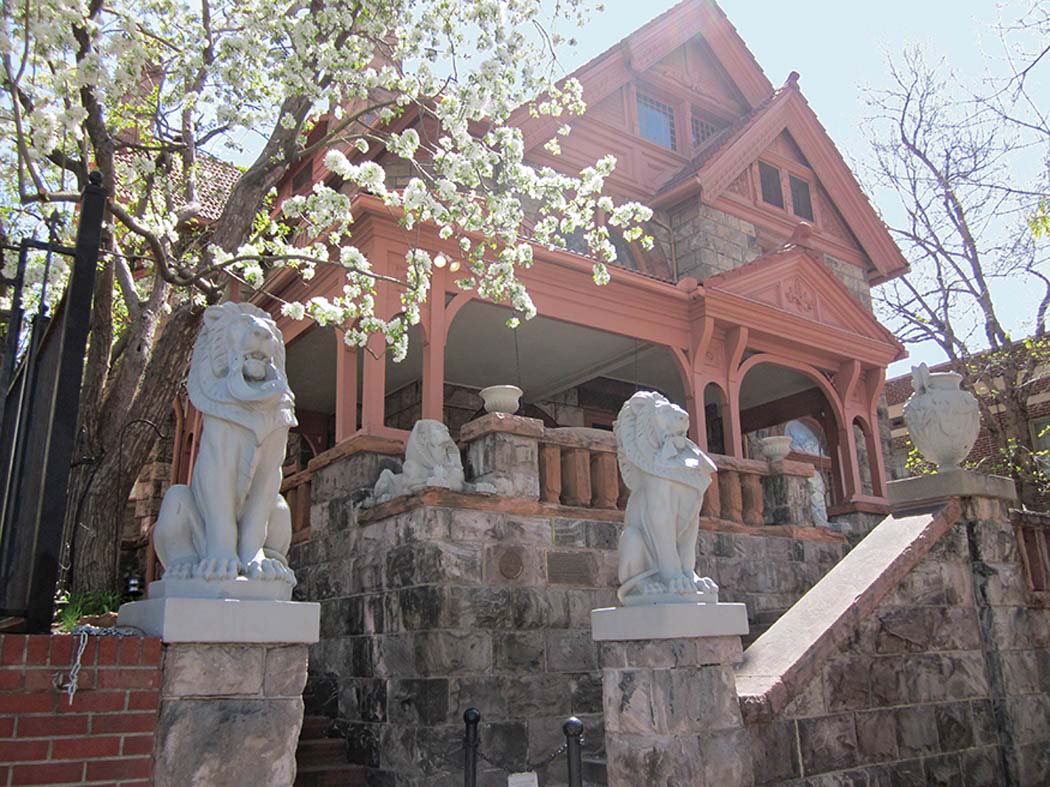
[296,737,347,769]
[300,715,338,739]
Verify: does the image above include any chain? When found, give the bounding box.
[51,624,143,705]
[476,740,571,774]
[52,631,88,705]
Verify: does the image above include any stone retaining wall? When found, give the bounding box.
[743,494,1050,786]
[291,466,847,786]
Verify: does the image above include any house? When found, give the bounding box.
[156,0,907,553]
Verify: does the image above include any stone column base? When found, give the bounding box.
[598,634,752,787]
[153,641,310,787]
[591,601,749,641]
[117,596,319,643]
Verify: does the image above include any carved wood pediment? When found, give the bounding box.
[704,248,900,348]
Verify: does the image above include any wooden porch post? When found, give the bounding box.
[421,281,447,421]
[360,333,386,434]
[724,327,748,458]
[839,421,864,501]
[334,333,359,442]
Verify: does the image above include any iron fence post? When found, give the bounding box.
[564,716,583,787]
[22,171,106,631]
[463,707,480,787]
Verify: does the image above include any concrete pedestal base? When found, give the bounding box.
[118,596,319,786]
[118,597,319,643]
[591,601,749,641]
[597,633,752,787]
[888,468,1017,510]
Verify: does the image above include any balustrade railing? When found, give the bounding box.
[535,427,813,528]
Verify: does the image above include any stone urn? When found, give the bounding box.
[902,363,980,471]
[759,435,793,462]
[479,385,523,414]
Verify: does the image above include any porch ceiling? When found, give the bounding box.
[443,300,685,404]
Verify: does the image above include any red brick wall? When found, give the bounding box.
[0,634,161,786]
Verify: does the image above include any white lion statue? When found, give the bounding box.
[370,419,480,505]
[614,391,719,605]
[153,302,298,592]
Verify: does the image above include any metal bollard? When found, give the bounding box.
[563,716,584,787]
[463,707,481,787]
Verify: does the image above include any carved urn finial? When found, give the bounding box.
[902,362,980,472]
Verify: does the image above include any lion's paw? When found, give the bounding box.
[194,556,242,581]
[695,576,719,594]
[246,558,297,586]
[668,574,696,594]
[165,560,196,580]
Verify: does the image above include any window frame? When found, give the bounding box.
[635,90,680,152]
[750,152,822,227]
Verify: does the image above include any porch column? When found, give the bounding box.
[421,287,447,421]
[689,373,708,451]
[821,411,846,505]
[862,408,887,497]
[839,422,864,501]
[359,333,386,434]
[724,327,748,458]
[334,334,359,442]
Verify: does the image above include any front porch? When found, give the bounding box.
[255,206,902,531]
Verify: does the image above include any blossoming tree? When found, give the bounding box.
[0,0,651,591]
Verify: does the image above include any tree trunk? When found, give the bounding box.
[65,302,200,593]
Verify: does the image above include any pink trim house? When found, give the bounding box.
[166,0,908,555]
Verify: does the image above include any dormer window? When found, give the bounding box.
[691,111,726,149]
[759,161,784,208]
[758,160,816,222]
[637,93,677,151]
[789,175,813,221]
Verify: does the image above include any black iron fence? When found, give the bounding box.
[0,172,107,632]
[461,708,585,787]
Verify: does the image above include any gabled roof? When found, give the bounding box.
[513,0,774,147]
[704,243,905,361]
[657,78,909,283]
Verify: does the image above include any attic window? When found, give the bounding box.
[637,93,676,150]
[758,161,784,208]
[789,175,814,221]
[690,112,725,149]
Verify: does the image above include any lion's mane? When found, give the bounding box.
[187,302,297,442]
[614,391,712,494]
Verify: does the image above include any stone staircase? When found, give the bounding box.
[294,715,362,786]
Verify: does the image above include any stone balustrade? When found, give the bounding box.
[281,417,819,545]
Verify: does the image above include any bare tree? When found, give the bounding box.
[863,40,1050,506]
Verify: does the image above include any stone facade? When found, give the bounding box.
[669,201,762,282]
[745,494,1050,786]
[290,423,848,785]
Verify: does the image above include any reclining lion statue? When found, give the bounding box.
[153,302,298,591]
[613,391,719,605]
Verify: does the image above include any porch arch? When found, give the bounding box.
[735,354,859,508]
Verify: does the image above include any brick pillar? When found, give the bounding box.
[597,635,753,786]
[153,643,309,787]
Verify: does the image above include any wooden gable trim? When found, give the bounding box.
[516,0,774,151]
[703,246,905,361]
[689,86,908,282]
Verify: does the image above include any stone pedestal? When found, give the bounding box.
[461,413,543,499]
[118,594,319,786]
[593,603,751,786]
[887,467,1016,511]
[596,632,752,787]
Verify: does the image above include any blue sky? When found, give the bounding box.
[557,0,1047,377]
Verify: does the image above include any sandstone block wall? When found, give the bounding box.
[748,495,1050,786]
[291,446,848,786]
